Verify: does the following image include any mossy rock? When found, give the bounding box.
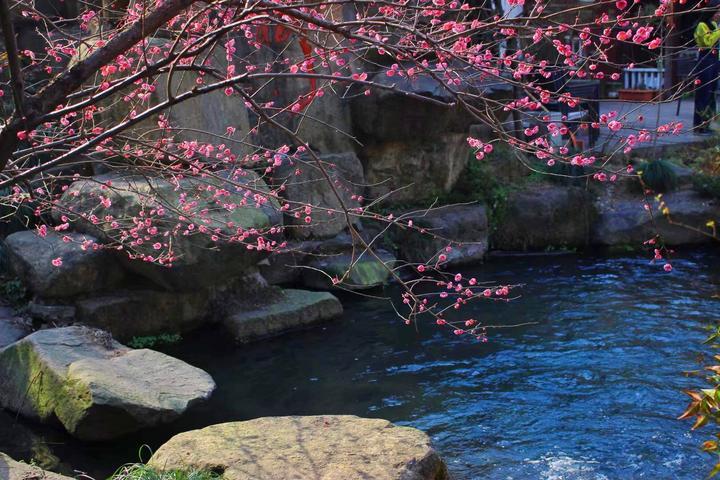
[0,326,215,440]
[301,250,396,290]
[53,170,281,291]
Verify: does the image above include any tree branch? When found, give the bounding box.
[0,0,26,118]
[0,0,197,172]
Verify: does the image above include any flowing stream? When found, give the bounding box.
[1,251,720,479]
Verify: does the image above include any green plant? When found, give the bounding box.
[0,278,28,307]
[638,159,678,193]
[126,333,182,349]
[693,173,720,199]
[438,160,511,232]
[109,462,223,480]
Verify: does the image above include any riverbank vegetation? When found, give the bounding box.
[108,463,222,480]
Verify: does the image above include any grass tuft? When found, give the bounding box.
[108,463,222,480]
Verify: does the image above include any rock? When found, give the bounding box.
[271,152,365,239]
[233,27,355,153]
[75,289,210,341]
[149,415,449,480]
[352,71,458,143]
[667,163,695,188]
[27,302,76,325]
[396,204,489,267]
[257,246,311,285]
[223,288,342,341]
[492,186,594,250]
[72,38,254,157]
[0,452,73,480]
[362,134,469,203]
[54,170,282,291]
[301,249,396,290]
[0,320,28,349]
[468,125,529,184]
[74,30,355,157]
[0,306,30,349]
[592,189,720,245]
[4,231,123,298]
[0,326,215,440]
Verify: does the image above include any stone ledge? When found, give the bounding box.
[223,289,342,342]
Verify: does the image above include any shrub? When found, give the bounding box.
[692,173,720,199]
[126,333,182,349]
[0,278,28,308]
[639,159,678,193]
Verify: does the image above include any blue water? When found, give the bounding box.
[1,251,719,479]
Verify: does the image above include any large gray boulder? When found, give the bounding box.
[54,170,282,291]
[258,244,313,285]
[362,134,469,203]
[72,38,254,157]
[271,152,365,239]
[223,288,342,341]
[232,27,355,153]
[149,416,449,480]
[75,289,211,342]
[0,326,215,440]
[493,185,595,250]
[351,72,459,143]
[592,189,720,245]
[0,453,73,480]
[395,204,488,267]
[4,231,122,298]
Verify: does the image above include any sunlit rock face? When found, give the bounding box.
[149,415,449,480]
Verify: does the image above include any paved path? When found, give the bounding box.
[593,99,706,153]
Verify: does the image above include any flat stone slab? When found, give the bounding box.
[149,415,449,480]
[223,289,342,341]
[0,326,215,440]
[0,452,73,480]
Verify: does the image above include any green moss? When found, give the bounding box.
[56,376,94,435]
[0,338,95,435]
[0,341,65,420]
[321,256,391,287]
[349,258,391,286]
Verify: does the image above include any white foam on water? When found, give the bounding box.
[527,454,610,480]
